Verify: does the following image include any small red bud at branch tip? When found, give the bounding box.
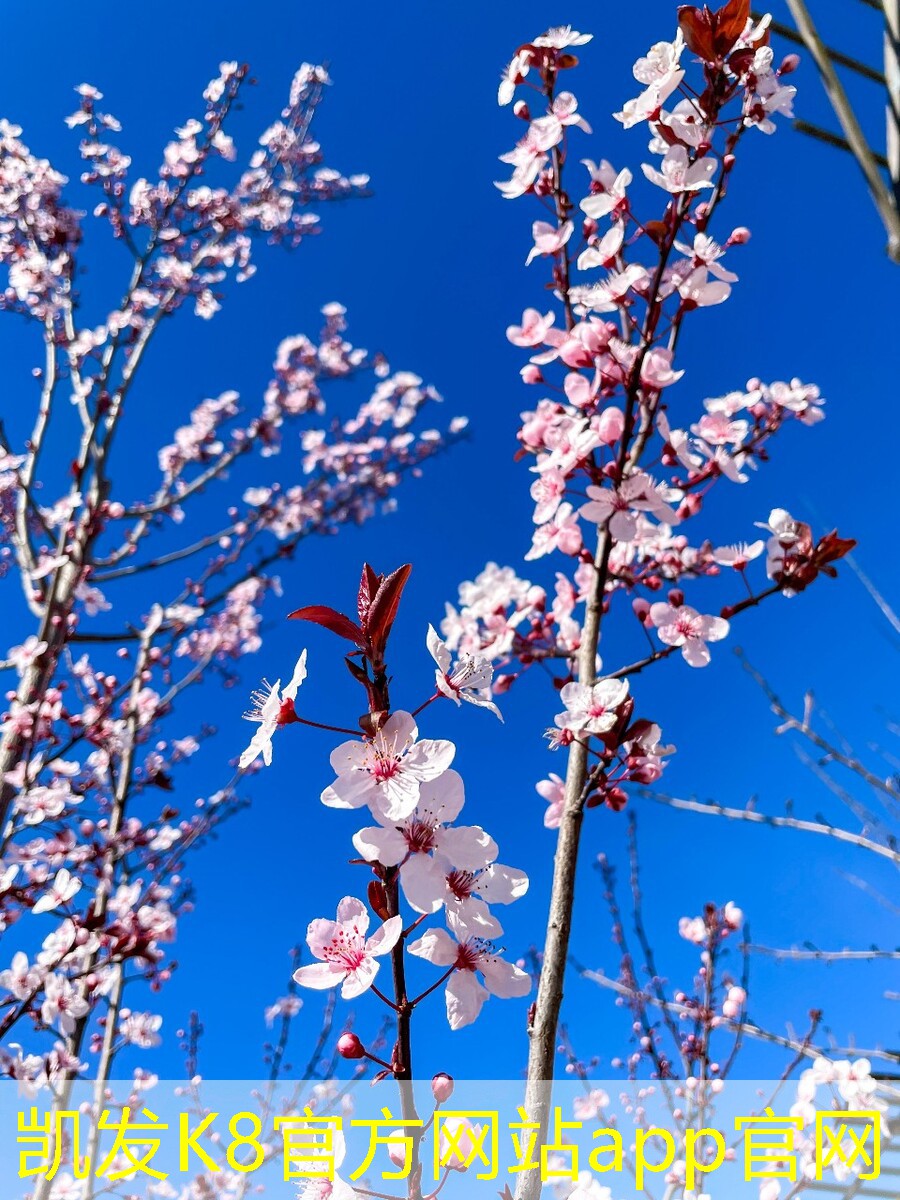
[337,1033,366,1060]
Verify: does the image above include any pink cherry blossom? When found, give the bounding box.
[351,770,497,872]
[555,677,629,736]
[239,650,307,769]
[507,307,556,347]
[321,711,455,822]
[642,145,716,194]
[533,27,593,50]
[649,602,729,667]
[525,502,583,561]
[426,626,501,720]
[536,773,566,829]
[525,219,574,266]
[408,915,531,1030]
[579,163,632,221]
[401,852,529,937]
[32,869,81,915]
[712,540,764,570]
[579,472,680,542]
[293,897,402,1000]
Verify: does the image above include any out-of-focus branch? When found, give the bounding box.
[642,790,900,864]
[782,0,900,259]
[578,963,900,1065]
[750,944,900,961]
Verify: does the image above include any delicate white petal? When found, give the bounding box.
[416,770,465,826]
[352,825,408,867]
[336,896,369,934]
[282,649,308,701]
[451,896,503,939]
[341,957,379,999]
[365,914,403,958]
[408,927,458,967]
[306,917,339,959]
[426,624,452,673]
[477,863,530,904]
[445,970,489,1030]
[480,956,532,999]
[436,824,498,871]
[400,855,446,915]
[293,962,346,990]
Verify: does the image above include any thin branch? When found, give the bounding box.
[642,790,900,865]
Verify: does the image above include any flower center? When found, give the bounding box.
[446,869,477,900]
[676,615,701,638]
[371,755,401,783]
[405,821,437,854]
[323,928,365,972]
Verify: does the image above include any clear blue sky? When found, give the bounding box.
[2,0,897,1081]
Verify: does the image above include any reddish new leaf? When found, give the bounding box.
[367,563,413,657]
[357,563,381,629]
[287,604,366,647]
[715,0,751,51]
[678,0,750,61]
[678,6,716,61]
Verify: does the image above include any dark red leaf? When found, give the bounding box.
[367,564,412,657]
[814,531,856,568]
[287,604,366,647]
[715,0,751,53]
[678,6,716,61]
[367,880,390,920]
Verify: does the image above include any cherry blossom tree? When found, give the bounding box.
[0,54,459,1199]
[245,6,866,1200]
[4,4,888,1199]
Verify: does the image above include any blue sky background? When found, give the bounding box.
[2,0,897,1082]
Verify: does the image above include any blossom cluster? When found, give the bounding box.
[243,598,531,1031]
[0,56,458,1109]
[438,8,853,828]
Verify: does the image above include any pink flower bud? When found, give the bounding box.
[431,1073,454,1103]
[729,226,751,245]
[779,53,801,74]
[337,1033,365,1060]
[596,404,625,446]
[520,364,543,384]
[632,598,651,625]
[513,100,531,121]
[387,1133,408,1168]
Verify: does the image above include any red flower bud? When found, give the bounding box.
[338,1033,365,1059]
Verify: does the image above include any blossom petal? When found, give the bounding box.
[293,962,346,991]
[341,957,379,999]
[365,915,403,958]
[480,956,532,999]
[445,970,489,1030]
[336,896,370,934]
[282,649,308,701]
[436,825,498,872]
[408,927,458,967]
[426,624,451,673]
[400,855,446,915]
[352,825,408,867]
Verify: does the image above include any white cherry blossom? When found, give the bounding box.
[408,915,531,1030]
[426,626,501,719]
[239,650,307,768]
[322,711,455,822]
[649,602,729,668]
[293,897,402,1000]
